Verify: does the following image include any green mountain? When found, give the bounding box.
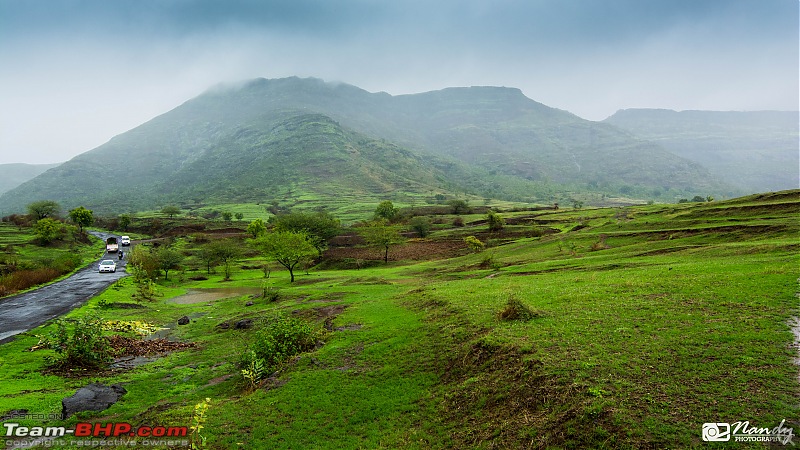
[0,163,60,197]
[604,109,799,193]
[0,77,729,215]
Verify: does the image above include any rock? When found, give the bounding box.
[177,316,190,325]
[245,301,254,306]
[62,383,127,419]
[216,322,230,330]
[234,319,253,329]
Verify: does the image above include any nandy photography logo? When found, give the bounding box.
[702,420,795,445]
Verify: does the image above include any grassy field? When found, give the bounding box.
[0,190,797,449]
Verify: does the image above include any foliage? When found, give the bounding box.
[34,218,62,245]
[27,200,61,220]
[128,245,160,281]
[196,244,220,274]
[247,219,267,238]
[452,216,465,227]
[572,199,584,209]
[235,212,244,221]
[157,246,184,281]
[447,199,470,214]
[242,315,318,373]
[241,352,266,392]
[208,239,242,280]
[271,211,340,254]
[102,320,158,336]
[262,283,280,302]
[47,315,113,369]
[221,211,233,221]
[374,201,399,222]
[486,210,505,232]
[118,214,131,231]
[691,195,705,203]
[359,220,406,263]
[68,206,94,235]
[464,235,485,253]
[408,216,432,238]
[254,231,317,282]
[497,293,541,321]
[190,398,211,450]
[161,205,181,218]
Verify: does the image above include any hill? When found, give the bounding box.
[604,109,799,193]
[0,77,729,215]
[0,163,60,196]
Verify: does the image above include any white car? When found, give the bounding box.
[120,236,131,246]
[98,260,117,273]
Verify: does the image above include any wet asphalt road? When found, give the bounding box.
[0,231,131,344]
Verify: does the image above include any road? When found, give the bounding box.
[0,231,131,344]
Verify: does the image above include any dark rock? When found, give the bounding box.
[216,322,230,330]
[234,319,253,329]
[245,301,254,306]
[177,316,190,325]
[62,383,127,419]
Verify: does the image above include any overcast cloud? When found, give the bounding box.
[0,0,797,164]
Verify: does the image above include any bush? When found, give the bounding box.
[409,216,432,237]
[464,236,485,253]
[497,293,541,322]
[452,217,465,227]
[47,315,113,369]
[241,316,318,376]
[486,210,505,232]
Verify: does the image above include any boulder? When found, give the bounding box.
[62,383,127,419]
[177,316,190,325]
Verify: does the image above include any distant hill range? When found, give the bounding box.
[0,77,737,215]
[0,163,60,196]
[605,109,798,193]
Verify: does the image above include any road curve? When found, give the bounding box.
[0,231,131,344]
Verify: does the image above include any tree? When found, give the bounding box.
[359,220,406,263]
[208,239,241,280]
[409,216,432,238]
[691,195,705,203]
[486,210,505,232]
[221,211,233,221]
[464,235,485,253]
[255,231,317,282]
[157,246,184,281]
[35,218,62,245]
[27,200,61,220]
[271,211,340,255]
[161,205,181,218]
[68,206,93,235]
[128,246,160,281]
[447,199,470,214]
[196,244,221,274]
[247,219,267,238]
[374,201,398,222]
[234,212,244,221]
[118,214,131,231]
[572,199,584,210]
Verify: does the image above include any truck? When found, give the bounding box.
[106,237,119,253]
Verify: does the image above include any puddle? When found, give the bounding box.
[168,287,260,304]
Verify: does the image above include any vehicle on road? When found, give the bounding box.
[106,237,118,253]
[120,236,131,246]
[98,260,117,273]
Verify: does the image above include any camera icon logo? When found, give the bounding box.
[702,423,731,441]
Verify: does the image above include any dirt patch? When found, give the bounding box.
[168,287,261,304]
[293,304,348,321]
[108,335,196,357]
[205,374,233,387]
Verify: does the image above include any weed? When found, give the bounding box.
[47,315,113,369]
[190,398,211,449]
[497,293,541,322]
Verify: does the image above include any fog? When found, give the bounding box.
[0,0,797,164]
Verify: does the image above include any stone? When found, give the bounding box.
[177,316,190,325]
[62,383,127,419]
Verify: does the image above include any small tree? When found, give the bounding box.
[221,211,233,221]
[255,231,317,282]
[691,195,705,203]
[128,246,160,281]
[161,205,181,218]
[68,206,94,235]
[247,219,267,238]
[27,200,61,220]
[447,199,470,214]
[209,239,242,280]
[409,216,432,238]
[196,244,221,274]
[486,210,505,232]
[35,218,62,245]
[572,199,584,210]
[360,220,406,263]
[118,214,131,231]
[464,235,485,253]
[272,211,340,255]
[235,212,244,221]
[157,246,184,281]
[374,201,399,222]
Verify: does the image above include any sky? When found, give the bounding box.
[0,0,797,165]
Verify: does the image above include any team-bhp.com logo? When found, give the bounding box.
[702,420,795,445]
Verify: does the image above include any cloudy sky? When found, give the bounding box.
[0,0,797,165]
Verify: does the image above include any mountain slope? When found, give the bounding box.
[0,77,730,215]
[0,163,60,196]
[605,109,799,192]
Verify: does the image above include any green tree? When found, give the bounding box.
[118,214,131,231]
[359,220,406,263]
[409,216,432,238]
[196,244,220,274]
[235,212,244,221]
[68,206,94,235]
[271,211,340,255]
[447,199,470,214]
[255,231,317,282]
[157,246,184,281]
[464,235,485,253]
[27,200,61,220]
[691,195,705,203]
[374,201,399,222]
[35,218,62,245]
[486,210,505,232]
[208,239,241,280]
[221,211,233,221]
[128,246,160,281]
[161,205,181,218]
[247,219,267,238]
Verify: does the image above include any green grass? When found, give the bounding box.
[0,191,798,448]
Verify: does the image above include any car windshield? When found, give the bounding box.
[101,260,115,265]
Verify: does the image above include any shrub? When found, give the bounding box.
[241,316,318,375]
[47,315,113,369]
[409,216,432,237]
[452,217,465,227]
[464,236,485,253]
[486,210,505,232]
[497,293,541,322]
[262,284,280,302]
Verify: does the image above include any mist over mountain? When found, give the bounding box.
[0,77,731,215]
[605,109,798,193]
[0,163,60,196]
